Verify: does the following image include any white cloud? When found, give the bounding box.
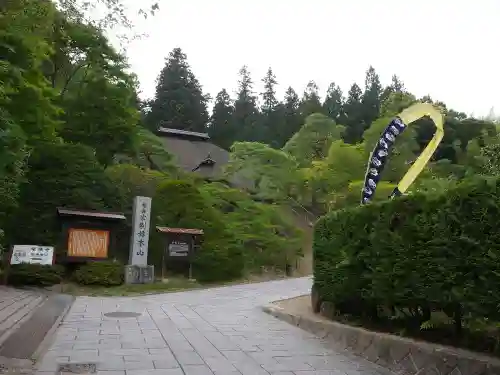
[115,0,499,116]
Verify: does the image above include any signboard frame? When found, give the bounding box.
[57,208,126,263]
[156,227,203,280]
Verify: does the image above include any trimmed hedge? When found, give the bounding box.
[313,176,500,323]
[74,261,124,286]
[8,264,64,286]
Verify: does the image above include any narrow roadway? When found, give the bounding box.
[36,277,388,375]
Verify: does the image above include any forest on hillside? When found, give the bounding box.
[143,48,500,216]
[2,0,500,281]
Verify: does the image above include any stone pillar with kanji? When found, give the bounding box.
[125,196,154,284]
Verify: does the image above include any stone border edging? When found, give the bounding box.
[261,303,500,375]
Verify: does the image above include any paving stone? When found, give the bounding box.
[153,359,180,369]
[36,277,391,375]
[181,364,215,375]
[175,350,205,365]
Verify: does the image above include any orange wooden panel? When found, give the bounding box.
[67,228,109,258]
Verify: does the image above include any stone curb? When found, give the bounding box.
[261,303,500,375]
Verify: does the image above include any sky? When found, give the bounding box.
[111,0,499,117]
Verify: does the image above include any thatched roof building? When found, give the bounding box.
[155,127,249,188]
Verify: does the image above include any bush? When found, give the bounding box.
[313,176,500,324]
[8,264,64,286]
[74,261,124,286]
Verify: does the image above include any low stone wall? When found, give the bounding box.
[262,300,500,375]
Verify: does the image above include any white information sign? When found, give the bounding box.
[168,241,189,257]
[10,245,54,265]
[129,196,152,266]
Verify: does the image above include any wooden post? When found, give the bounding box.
[161,237,166,281]
[188,236,194,280]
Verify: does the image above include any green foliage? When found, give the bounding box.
[225,142,300,200]
[231,66,260,143]
[153,180,244,282]
[145,48,209,132]
[283,113,345,167]
[59,72,139,167]
[73,261,124,286]
[6,142,124,246]
[200,182,303,272]
[314,176,500,323]
[8,264,64,286]
[209,89,235,150]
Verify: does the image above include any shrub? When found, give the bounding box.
[74,261,124,286]
[8,264,64,286]
[313,176,500,324]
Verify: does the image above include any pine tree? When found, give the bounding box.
[146,47,209,132]
[390,74,404,93]
[260,67,280,146]
[232,66,261,142]
[261,67,278,113]
[323,82,345,124]
[209,89,235,150]
[279,87,302,147]
[361,65,382,128]
[343,83,364,144]
[299,81,324,118]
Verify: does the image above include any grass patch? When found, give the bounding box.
[59,278,202,296]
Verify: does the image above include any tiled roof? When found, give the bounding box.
[156,227,204,235]
[56,208,126,220]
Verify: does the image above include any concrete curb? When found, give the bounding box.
[32,295,75,361]
[261,303,500,375]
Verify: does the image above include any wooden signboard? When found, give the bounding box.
[57,208,126,263]
[156,227,203,280]
[67,229,109,258]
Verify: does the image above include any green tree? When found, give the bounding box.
[260,67,279,113]
[225,142,300,200]
[152,180,243,281]
[323,82,345,124]
[361,66,382,127]
[343,83,364,144]
[280,87,302,147]
[1,0,61,144]
[260,67,285,147]
[59,70,139,167]
[6,142,124,247]
[303,141,365,211]
[232,66,261,142]
[299,81,324,118]
[209,89,235,150]
[146,48,209,132]
[283,113,345,167]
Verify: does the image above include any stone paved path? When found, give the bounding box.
[36,277,389,375]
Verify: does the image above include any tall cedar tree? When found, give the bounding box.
[299,81,324,118]
[260,67,282,147]
[343,83,364,143]
[232,66,261,142]
[209,89,235,150]
[146,48,209,132]
[280,87,302,147]
[323,82,345,124]
[361,66,382,127]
